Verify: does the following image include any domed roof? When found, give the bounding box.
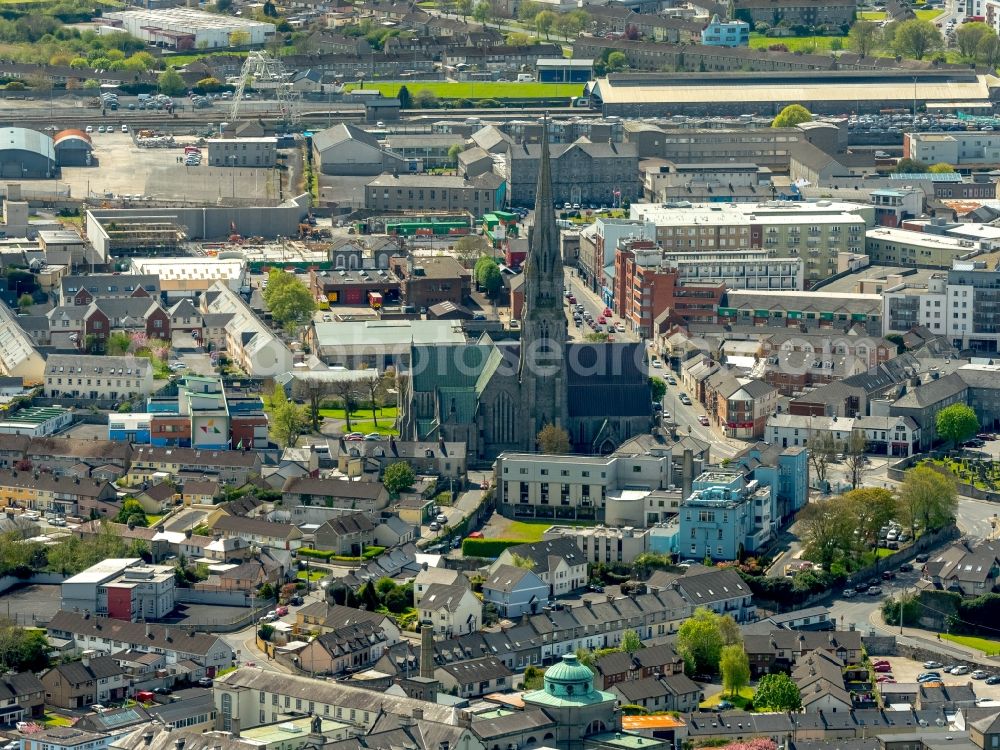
[54,128,92,145]
[543,654,594,697]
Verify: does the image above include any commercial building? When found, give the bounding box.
[718,289,884,335]
[60,558,175,621]
[309,319,466,370]
[52,130,93,168]
[44,355,155,401]
[0,127,56,179]
[629,200,871,288]
[577,217,657,298]
[536,57,593,82]
[0,406,73,437]
[206,138,278,168]
[701,14,749,46]
[309,269,399,307]
[904,130,1000,167]
[624,123,804,168]
[128,257,247,299]
[0,302,44,384]
[103,8,275,49]
[678,470,775,561]
[765,414,921,457]
[364,172,505,214]
[389,255,471,310]
[865,227,987,268]
[590,70,998,117]
[311,123,405,177]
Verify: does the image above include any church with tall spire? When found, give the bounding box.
[401,121,652,461]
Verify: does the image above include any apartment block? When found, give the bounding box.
[765,414,921,457]
[701,14,750,46]
[733,0,856,28]
[44,355,154,401]
[905,130,1000,166]
[718,289,884,335]
[494,443,707,526]
[866,227,989,268]
[206,138,278,168]
[61,558,175,622]
[542,524,650,564]
[629,200,871,288]
[678,470,775,562]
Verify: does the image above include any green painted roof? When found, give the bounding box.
[522,686,616,709]
[545,653,595,685]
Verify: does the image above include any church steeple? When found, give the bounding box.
[518,116,568,442]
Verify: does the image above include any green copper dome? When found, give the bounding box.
[544,654,595,697]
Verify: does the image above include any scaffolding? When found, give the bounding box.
[230,51,299,124]
[102,218,188,255]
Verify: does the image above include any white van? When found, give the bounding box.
[516,73,534,82]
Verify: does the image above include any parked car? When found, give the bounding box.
[951,665,970,675]
[923,661,943,669]
[428,521,441,531]
[972,670,990,679]
[873,663,892,672]
[698,415,710,426]
[867,585,883,596]
[899,562,914,572]
[986,675,1000,685]
[915,553,930,563]
[876,675,895,683]
[882,570,896,580]
[198,678,213,687]
[667,376,677,385]
[842,589,856,599]
[435,514,448,524]
[275,606,288,616]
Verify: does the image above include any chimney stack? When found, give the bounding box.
[419,623,434,680]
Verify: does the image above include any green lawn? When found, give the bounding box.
[318,406,398,421]
[344,81,585,100]
[43,713,73,727]
[941,633,1000,656]
[502,519,598,542]
[858,10,887,18]
[146,514,164,525]
[915,7,944,19]
[350,420,399,436]
[749,33,849,52]
[297,569,326,582]
[700,686,754,709]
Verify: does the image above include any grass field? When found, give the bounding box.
[700,686,754,709]
[318,406,398,421]
[500,518,598,542]
[350,420,399,436]
[749,33,849,52]
[858,10,887,18]
[915,7,944,18]
[297,569,326,582]
[941,633,1000,656]
[344,81,585,100]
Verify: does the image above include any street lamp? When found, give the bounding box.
[229,155,237,197]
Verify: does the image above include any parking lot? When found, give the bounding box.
[876,656,1000,702]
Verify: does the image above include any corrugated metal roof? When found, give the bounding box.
[0,127,55,161]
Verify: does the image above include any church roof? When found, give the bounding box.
[567,342,652,418]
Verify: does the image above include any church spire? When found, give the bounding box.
[518,114,568,441]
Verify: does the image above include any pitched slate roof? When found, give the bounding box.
[437,655,511,684]
[47,611,225,657]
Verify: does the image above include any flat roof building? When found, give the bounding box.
[0,406,73,437]
[103,8,275,49]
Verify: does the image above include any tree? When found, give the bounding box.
[621,629,642,653]
[509,552,536,570]
[924,162,956,174]
[893,18,942,59]
[843,430,869,489]
[677,608,729,675]
[262,270,316,329]
[719,644,750,698]
[0,621,49,673]
[937,403,979,447]
[115,498,148,527]
[362,371,389,427]
[474,255,502,297]
[753,673,802,711]
[606,50,628,72]
[978,33,1000,66]
[956,21,992,59]
[506,31,533,46]
[397,84,412,109]
[649,376,666,403]
[809,431,837,487]
[456,0,473,20]
[898,464,958,538]
[272,399,306,448]
[107,330,131,356]
[383,462,415,495]
[844,487,898,551]
[554,10,588,39]
[535,10,555,39]
[331,378,360,432]
[848,19,881,57]
[472,0,492,25]
[797,495,856,570]
[296,377,332,434]
[893,157,929,174]
[414,89,438,109]
[454,235,490,267]
[16,293,32,311]
[447,143,464,170]
[772,104,812,128]
[157,67,185,96]
[537,423,571,454]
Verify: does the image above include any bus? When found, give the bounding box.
[368,291,383,309]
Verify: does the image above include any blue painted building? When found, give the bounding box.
[678,470,776,561]
[536,58,593,83]
[701,14,750,47]
[734,443,809,522]
[108,413,151,444]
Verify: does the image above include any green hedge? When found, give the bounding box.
[298,548,334,560]
[363,546,386,559]
[461,538,522,558]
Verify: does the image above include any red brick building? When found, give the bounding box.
[614,239,723,337]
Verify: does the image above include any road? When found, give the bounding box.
[563,269,636,343]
